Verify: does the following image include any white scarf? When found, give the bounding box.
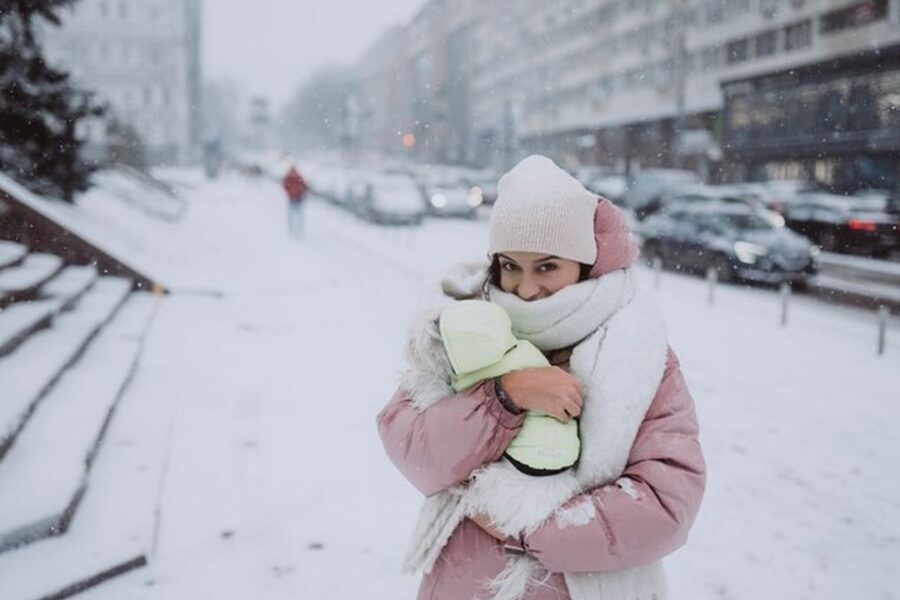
[401,268,670,600]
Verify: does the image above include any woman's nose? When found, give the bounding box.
[516,276,542,301]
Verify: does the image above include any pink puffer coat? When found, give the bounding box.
[377,347,705,599]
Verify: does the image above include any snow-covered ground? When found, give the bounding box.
[57,171,899,599]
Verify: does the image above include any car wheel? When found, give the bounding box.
[712,254,735,283]
[819,230,838,252]
[790,279,809,292]
[642,240,661,267]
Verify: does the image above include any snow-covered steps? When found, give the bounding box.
[0,266,98,358]
[0,291,158,555]
[0,298,65,358]
[0,277,132,458]
[41,265,98,306]
[0,242,27,270]
[0,253,63,305]
[0,295,168,599]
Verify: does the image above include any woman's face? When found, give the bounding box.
[496,252,583,301]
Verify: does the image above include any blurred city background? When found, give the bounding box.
[0,1,899,599]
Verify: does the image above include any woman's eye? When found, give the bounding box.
[538,263,559,272]
[501,262,519,272]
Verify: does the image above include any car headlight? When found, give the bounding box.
[809,245,821,259]
[733,241,769,264]
[468,186,484,207]
[767,211,786,228]
[430,194,447,208]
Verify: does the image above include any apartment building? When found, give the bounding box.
[39,0,202,165]
[356,0,900,187]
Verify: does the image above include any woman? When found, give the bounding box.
[377,155,706,600]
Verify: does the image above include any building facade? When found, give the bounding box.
[356,26,413,157]
[356,0,900,187]
[39,0,202,165]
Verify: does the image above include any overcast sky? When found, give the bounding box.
[203,0,424,109]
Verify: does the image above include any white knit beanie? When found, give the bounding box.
[489,155,598,264]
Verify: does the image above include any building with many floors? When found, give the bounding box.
[39,0,202,165]
[356,0,900,190]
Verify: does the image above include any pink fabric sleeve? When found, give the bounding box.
[523,349,706,573]
[377,382,526,497]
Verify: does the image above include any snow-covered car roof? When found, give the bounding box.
[364,173,423,214]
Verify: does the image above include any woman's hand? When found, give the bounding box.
[469,513,507,541]
[500,367,583,423]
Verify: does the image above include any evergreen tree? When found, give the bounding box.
[0,0,104,201]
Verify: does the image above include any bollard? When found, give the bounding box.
[878,306,888,356]
[780,282,790,327]
[706,266,717,305]
[653,257,662,289]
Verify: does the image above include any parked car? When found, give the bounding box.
[573,165,613,187]
[313,167,357,209]
[350,173,424,225]
[586,174,629,204]
[782,194,900,257]
[660,183,768,210]
[640,203,820,286]
[750,180,819,213]
[852,188,899,213]
[420,179,483,218]
[621,169,702,220]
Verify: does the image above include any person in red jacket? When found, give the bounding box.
[282,165,308,238]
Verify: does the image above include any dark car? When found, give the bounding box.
[782,194,900,257]
[660,184,773,213]
[621,169,701,220]
[640,204,820,285]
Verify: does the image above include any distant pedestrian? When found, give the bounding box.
[282,165,308,238]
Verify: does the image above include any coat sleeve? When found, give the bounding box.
[377,382,526,497]
[522,349,706,573]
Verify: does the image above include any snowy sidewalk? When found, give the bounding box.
[74,173,900,600]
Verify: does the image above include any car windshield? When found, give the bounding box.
[707,212,774,231]
[379,179,418,194]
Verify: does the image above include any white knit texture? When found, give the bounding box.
[489,155,598,264]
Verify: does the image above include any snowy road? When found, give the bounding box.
[82,173,900,600]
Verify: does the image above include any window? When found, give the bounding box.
[706,0,724,24]
[727,38,750,64]
[726,0,751,15]
[820,0,887,35]
[784,20,811,51]
[702,45,723,69]
[759,0,779,19]
[755,30,777,57]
